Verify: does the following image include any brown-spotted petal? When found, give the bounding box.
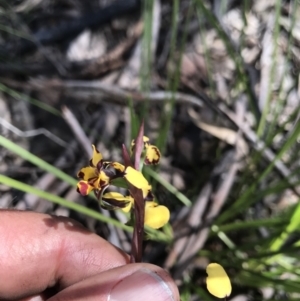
[98,170,111,187]
[76,180,95,196]
[111,162,125,173]
[144,201,170,229]
[130,135,150,156]
[130,139,135,156]
[144,145,161,165]
[143,136,150,148]
[90,144,103,167]
[102,192,133,212]
[77,166,97,180]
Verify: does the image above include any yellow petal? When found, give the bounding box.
[145,145,161,165]
[76,181,95,196]
[123,167,152,199]
[206,263,232,299]
[111,162,125,173]
[102,191,131,201]
[102,192,133,212]
[124,167,150,190]
[83,171,109,191]
[90,144,103,167]
[88,177,99,186]
[122,202,133,213]
[77,166,97,180]
[144,201,170,229]
[143,136,150,147]
[98,170,110,187]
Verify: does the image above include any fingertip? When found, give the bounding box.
[109,265,179,301]
[49,263,179,301]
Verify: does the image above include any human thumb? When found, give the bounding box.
[48,263,179,301]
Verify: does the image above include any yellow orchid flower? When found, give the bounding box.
[76,124,170,263]
[77,145,122,196]
[76,140,170,230]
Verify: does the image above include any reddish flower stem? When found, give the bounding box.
[129,186,144,263]
[128,121,145,263]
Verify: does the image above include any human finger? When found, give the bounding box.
[0,210,129,300]
[48,263,179,301]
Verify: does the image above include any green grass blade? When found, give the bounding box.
[140,0,153,120]
[156,0,190,155]
[169,0,180,83]
[144,166,192,206]
[0,24,33,40]
[215,217,288,234]
[0,174,131,230]
[270,200,300,251]
[256,0,281,137]
[0,134,76,185]
[194,0,260,122]
[217,117,300,223]
[0,83,60,116]
[127,97,140,140]
[195,7,216,98]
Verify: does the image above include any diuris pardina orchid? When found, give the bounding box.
[76,122,170,262]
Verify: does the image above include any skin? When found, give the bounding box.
[0,210,179,301]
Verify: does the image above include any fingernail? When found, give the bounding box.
[108,268,175,301]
